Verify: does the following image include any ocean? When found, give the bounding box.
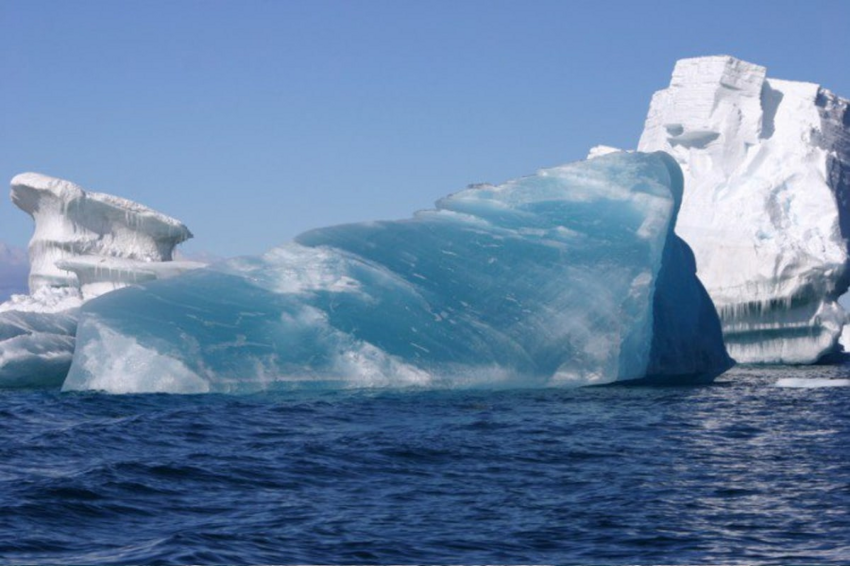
[1,363,849,565]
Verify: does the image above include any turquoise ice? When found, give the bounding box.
[64,152,732,393]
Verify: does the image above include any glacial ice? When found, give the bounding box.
[64,152,732,394]
[0,173,201,388]
[637,56,850,364]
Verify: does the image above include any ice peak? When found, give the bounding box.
[669,56,766,91]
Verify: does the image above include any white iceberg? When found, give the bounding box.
[0,173,202,388]
[11,172,193,292]
[64,152,732,394]
[636,56,850,364]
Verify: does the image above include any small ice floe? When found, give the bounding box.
[774,378,850,388]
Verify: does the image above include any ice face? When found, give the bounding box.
[638,56,850,364]
[11,173,193,293]
[0,174,202,388]
[64,152,732,394]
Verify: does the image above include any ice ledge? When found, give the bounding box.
[11,172,191,231]
[669,55,766,94]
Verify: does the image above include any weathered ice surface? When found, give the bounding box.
[56,257,206,301]
[64,152,731,394]
[0,174,201,388]
[0,307,78,388]
[638,56,850,364]
[11,173,193,292]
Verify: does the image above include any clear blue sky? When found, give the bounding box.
[1,0,848,258]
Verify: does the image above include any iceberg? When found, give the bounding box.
[0,173,201,388]
[64,152,732,394]
[11,172,194,293]
[636,56,850,364]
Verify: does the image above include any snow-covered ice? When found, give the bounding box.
[0,174,201,388]
[64,152,732,394]
[637,56,850,364]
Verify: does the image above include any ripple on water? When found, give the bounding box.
[0,365,849,564]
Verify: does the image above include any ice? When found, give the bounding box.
[56,256,206,300]
[11,172,193,292]
[64,152,732,394]
[841,321,850,353]
[0,174,201,388]
[0,308,78,388]
[637,56,850,364]
[587,145,627,160]
[775,378,850,388]
[0,243,28,302]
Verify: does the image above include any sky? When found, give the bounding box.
[1,0,848,259]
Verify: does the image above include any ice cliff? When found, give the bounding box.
[636,56,850,364]
[64,152,732,394]
[0,174,202,388]
[0,244,28,301]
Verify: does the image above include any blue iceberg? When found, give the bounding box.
[63,152,732,393]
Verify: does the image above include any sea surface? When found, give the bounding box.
[1,363,849,565]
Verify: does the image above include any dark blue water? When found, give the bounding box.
[1,364,849,565]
